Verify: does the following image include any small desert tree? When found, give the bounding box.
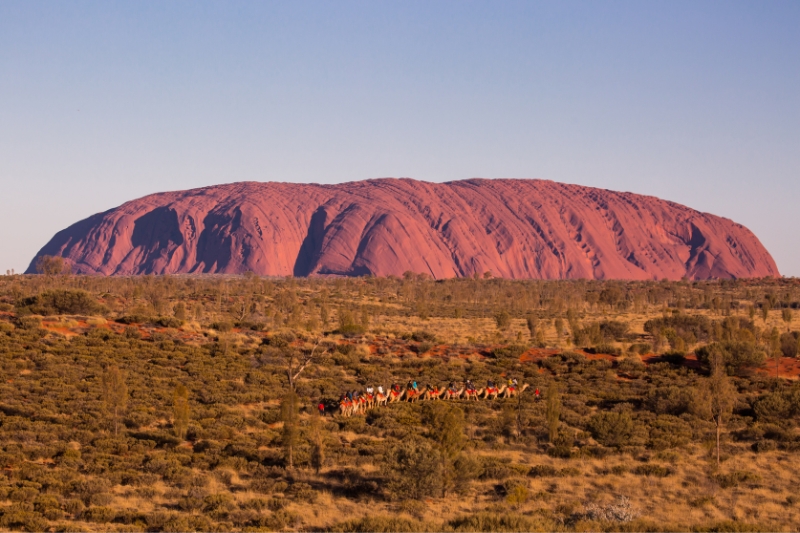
[173,302,187,321]
[546,383,561,443]
[770,326,782,378]
[309,412,326,474]
[692,354,737,466]
[424,403,467,496]
[35,255,68,277]
[494,311,511,331]
[102,366,128,436]
[554,318,564,345]
[281,390,300,469]
[782,308,793,331]
[320,303,329,327]
[382,439,442,500]
[526,314,539,339]
[172,384,190,440]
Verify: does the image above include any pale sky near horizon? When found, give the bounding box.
[1,1,798,276]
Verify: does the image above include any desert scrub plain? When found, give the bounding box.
[0,270,799,531]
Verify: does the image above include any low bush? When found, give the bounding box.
[632,464,671,477]
[16,289,107,316]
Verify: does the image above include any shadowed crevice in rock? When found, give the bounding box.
[195,209,241,273]
[131,207,184,250]
[293,207,328,277]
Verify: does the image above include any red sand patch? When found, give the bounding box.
[756,358,800,380]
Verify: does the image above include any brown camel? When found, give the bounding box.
[338,399,355,417]
[405,385,427,403]
[423,386,443,401]
[363,392,377,409]
[502,383,529,398]
[375,391,389,407]
[355,396,368,414]
[482,384,507,400]
[442,386,464,400]
[387,388,405,403]
[463,387,482,401]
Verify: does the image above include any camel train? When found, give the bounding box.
[336,381,530,417]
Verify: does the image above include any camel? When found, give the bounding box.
[463,387,483,401]
[375,391,389,407]
[423,385,443,401]
[338,399,355,417]
[355,396,368,414]
[441,386,464,400]
[502,383,530,398]
[362,392,376,410]
[482,384,507,400]
[404,385,427,403]
[387,387,405,403]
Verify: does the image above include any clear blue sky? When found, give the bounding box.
[1,1,798,276]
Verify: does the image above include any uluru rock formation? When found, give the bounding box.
[27,178,779,280]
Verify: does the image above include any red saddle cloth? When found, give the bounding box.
[391,390,400,397]
[487,387,497,394]
[508,387,516,393]
[367,394,374,401]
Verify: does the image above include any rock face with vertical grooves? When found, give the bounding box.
[27,178,779,280]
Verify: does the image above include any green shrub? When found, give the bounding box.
[16,289,107,316]
[83,506,116,523]
[633,464,671,477]
[154,316,184,328]
[588,411,636,448]
[381,440,442,500]
[492,345,527,359]
[447,512,556,532]
[648,415,692,449]
[411,331,437,343]
[286,482,316,502]
[714,471,761,489]
[210,321,234,332]
[528,465,558,477]
[644,315,713,343]
[661,350,686,364]
[329,515,426,532]
[628,343,651,355]
[599,320,631,341]
[696,341,766,375]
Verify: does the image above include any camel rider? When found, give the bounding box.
[487,379,495,389]
[512,378,518,388]
[366,385,374,396]
[466,379,475,392]
[449,381,457,392]
[377,385,384,395]
[534,387,540,400]
[412,380,418,391]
